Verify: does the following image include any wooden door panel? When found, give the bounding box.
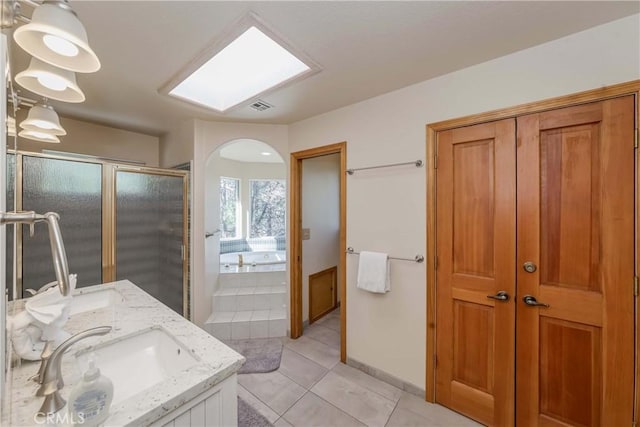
[516,96,635,427]
[309,266,337,323]
[436,119,516,426]
[540,123,601,291]
[539,318,602,427]
[452,139,495,277]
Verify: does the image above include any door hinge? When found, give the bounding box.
[634,276,638,297]
[635,128,638,149]
[631,421,637,427]
[434,155,438,169]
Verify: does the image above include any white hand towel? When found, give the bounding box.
[357,251,390,293]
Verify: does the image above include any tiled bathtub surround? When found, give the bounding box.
[220,236,286,254]
[206,270,287,340]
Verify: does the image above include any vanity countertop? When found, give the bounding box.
[3,280,245,426]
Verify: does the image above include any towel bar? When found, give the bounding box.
[346,247,424,263]
[346,159,422,175]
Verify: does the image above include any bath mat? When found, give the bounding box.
[229,338,283,374]
[238,396,274,427]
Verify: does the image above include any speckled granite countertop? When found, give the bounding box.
[3,280,245,426]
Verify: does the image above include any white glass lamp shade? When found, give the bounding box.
[7,116,17,137]
[20,104,66,136]
[18,129,61,143]
[15,57,85,103]
[13,2,100,73]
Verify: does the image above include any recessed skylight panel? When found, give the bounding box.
[169,26,311,112]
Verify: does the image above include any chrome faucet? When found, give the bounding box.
[0,211,70,296]
[36,326,112,417]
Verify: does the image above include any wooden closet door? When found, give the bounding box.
[516,97,635,427]
[436,119,516,426]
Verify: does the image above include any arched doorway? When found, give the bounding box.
[203,139,287,340]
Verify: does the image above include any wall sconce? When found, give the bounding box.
[15,57,85,102]
[13,0,100,73]
[20,103,66,135]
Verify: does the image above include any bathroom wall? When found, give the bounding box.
[301,154,340,322]
[15,113,160,166]
[288,14,640,389]
[192,121,288,326]
[160,119,195,168]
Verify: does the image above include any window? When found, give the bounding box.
[220,177,240,238]
[250,179,285,238]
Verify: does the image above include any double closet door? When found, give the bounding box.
[435,96,635,426]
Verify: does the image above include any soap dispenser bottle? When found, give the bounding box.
[68,353,114,426]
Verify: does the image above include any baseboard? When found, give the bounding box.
[346,357,425,398]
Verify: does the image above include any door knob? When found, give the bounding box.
[523,262,537,273]
[487,291,510,302]
[522,295,549,308]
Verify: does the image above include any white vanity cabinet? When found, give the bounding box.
[154,375,237,427]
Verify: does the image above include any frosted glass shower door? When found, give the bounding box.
[22,155,103,296]
[114,169,186,315]
[5,153,14,299]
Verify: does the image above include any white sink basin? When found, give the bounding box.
[75,327,200,405]
[69,288,124,316]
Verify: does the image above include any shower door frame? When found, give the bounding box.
[108,165,190,316]
[8,150,190,317]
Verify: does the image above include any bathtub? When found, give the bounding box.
[220,250,286,266]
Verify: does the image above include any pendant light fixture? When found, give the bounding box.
[20,103,66,136]
[18,129,61,143]
[15,57,85,103]
[13,1,100,73]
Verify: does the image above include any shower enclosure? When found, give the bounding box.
[5,151,189,316]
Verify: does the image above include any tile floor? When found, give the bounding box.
[238,308,480,426]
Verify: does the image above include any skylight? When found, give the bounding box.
[168,26,311,112]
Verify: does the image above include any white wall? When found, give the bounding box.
[15,113,161,166]
[288,14,640,389]
[160,119,195,168]
[301,154,340,322]
[192,121,288,326]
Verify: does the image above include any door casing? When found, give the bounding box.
[290,142,347,362]
[425,80,640,422]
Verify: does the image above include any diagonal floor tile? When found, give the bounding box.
[238,371,306,415]
[286,335,340,369]
[305,323,341,349]
[274,417,293,427]
[283,392,365,427]
[315,314,340,332]
[392,391,481,426]
[278,348,328,389]
[237,384,280,424]
[332,363,402,403]
[311,371,396,427]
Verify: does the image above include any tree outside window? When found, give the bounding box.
[250,180,285,238]
[220,177,240,238]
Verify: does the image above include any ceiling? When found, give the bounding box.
[6,1,639,137]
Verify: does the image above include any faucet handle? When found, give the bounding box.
[29,222,35,237]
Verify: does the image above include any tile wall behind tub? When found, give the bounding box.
[220,237,285,254]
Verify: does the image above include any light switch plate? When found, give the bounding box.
[302,228,311,240]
